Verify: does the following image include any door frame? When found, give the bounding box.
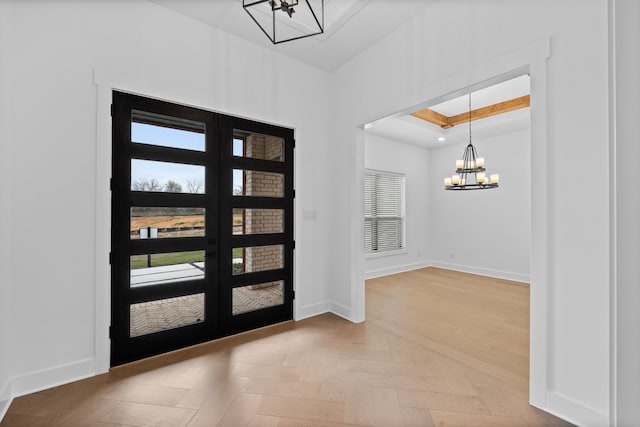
[94,76,299,373]
[351,38,551,408]
[110,91,295,366]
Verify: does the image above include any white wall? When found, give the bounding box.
[363,127,530,284]
[363,134,430,278]
[0,0,630,425]
[0,0,331,404]
[0,0,13,417]
[613,0,640,425]
[329,0,610,425]
[429,130,531,282]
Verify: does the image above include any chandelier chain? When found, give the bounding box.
[469,93,472,146]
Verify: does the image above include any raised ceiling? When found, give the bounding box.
[365,75,532,148]
[148,0,436,72]
[148,1,530,147]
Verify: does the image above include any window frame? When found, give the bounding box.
[363,169,406,257]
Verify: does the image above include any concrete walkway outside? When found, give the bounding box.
[129,263,283,337]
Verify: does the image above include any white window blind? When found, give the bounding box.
[364,170,405,254]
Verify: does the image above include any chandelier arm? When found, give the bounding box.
[306,0,324,31]
[272,6,277,41]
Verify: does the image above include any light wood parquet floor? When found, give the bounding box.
[1,267,574,426]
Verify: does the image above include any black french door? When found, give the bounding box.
[111,92,294,366]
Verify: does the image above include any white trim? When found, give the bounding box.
[527,40,551,410]
[364,260,528,283]
[328,300,352,321]
[428,261,530,284]
[296,301,329,320]
[0,379,11,421]
[0,399,10,423]
[365,249,408,259]
[353,36,551,415]
[543,391,609,427]
[607,1,617,425]
[293,128,302,322]
[93,66,304,375]
[364,168,404,177]
[10,358,95,401]
[351,127,366,323]
[93,70,112,376]
[364,260,431,280]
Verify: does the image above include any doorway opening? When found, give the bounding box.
[361,72,534,399]
[362,73,531,282]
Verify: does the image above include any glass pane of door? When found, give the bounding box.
[131,207,205,239]
[233,133,284,161]
[132,109,205,151]
[130,250,205,287]
[233,169,284,198]
[233,282,284,315]
[130,293,205,337]
[232,208,284,235]
[131,160,205,194]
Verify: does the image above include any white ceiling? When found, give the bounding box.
[149,1,530,148]
[365,75,531,149]
[148,0,436,72]
[429,75,531,117]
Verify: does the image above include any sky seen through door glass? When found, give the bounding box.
[130,124,245,195]
[131,123,205,193]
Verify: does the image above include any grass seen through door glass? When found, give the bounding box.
[232,247,244,259]
[130,251,204,270]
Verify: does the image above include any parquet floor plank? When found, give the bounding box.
[1,268,574,426]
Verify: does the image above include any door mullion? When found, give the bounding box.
[129,280,206,304]
[129,237,207,255]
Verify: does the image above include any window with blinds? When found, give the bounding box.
[364,170,405,254]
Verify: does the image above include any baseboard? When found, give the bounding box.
[328,300,352,321]
[296,300,354,323]
[0,378,11,422]
[364,260,432,280]
[10,358,95,400]
[295,299,353,323]
[429,260,530,283]
[0,398,10,423]
[295,301,329,321]
[541,391,609,427]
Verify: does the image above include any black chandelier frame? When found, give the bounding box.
[445,142,499,191]
[243,0,324,45]
[444,93,499,191]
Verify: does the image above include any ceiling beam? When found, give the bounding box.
[411,95,531,129]
[410,109,452,129]
[448,95,530,127]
